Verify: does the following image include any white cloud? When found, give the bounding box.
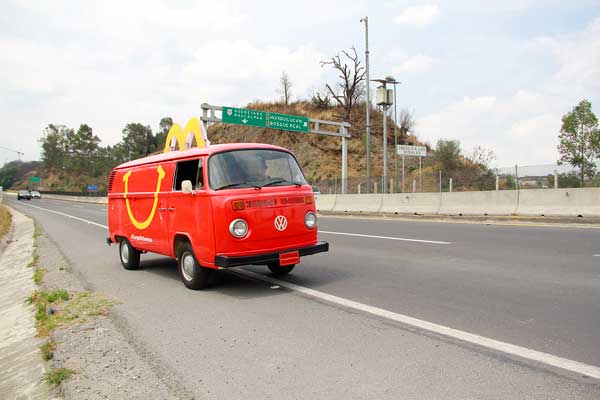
[394,4,440,29]
[393,54,437,73]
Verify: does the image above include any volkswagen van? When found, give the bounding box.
[106,143,328,289]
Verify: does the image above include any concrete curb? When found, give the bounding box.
[0,207,50,399]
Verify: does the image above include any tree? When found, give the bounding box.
[557,99,600,186]
[154,117,174,150]
[39,124,72,170]
[466,146,496,170]
[121,123,155,160]
[321,46,366,121]
[397,109,415,143]
[434,139,462,171]
[277,72,293,106]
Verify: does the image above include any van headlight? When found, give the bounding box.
[229,219,248,238]
[304,212,317,229]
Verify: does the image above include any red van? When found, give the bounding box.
[106,143,328,289]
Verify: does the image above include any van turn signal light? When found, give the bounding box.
[232,200,245,211]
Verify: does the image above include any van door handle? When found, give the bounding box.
[167,207,176,211]
[158,207,167,211]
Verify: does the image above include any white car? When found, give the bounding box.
[30,191,41,199]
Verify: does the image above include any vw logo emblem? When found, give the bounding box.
[274,215,288,231]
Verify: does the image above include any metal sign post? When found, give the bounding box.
[200,103,351,194]
[397,145,426,193]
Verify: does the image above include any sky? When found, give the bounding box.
[1,0,599,168]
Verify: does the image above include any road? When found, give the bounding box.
[6,197,600,399]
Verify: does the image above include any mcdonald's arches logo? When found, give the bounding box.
[163,117,210,153]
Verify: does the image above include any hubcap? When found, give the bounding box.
[121,242,129,263]
[181,252,195,281]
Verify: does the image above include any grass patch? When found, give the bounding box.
[27,253,39,268]
[33,222,42,240]
[0,204,11,240]
[40,340,55,361]
[26,289,116,336]
[43,368,74,386]
[33,268,47,285]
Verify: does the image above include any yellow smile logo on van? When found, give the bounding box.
[122,165,165,230]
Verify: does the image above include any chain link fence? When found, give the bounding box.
[311,163,600,194]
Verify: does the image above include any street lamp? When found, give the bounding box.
[360,16,371,193]
[372,78,393,193]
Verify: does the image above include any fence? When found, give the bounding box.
[312,163,600,194]
[40,190,107,197]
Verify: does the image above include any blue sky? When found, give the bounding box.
[1,0,599,168]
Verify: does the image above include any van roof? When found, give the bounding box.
[114,143,291,170]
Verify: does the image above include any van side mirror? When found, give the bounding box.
[182,180,193,194]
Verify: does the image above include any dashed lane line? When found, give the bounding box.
[13,199,600,379]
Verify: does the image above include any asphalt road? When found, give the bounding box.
[6,197,600,399]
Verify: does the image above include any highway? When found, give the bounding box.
[6,197,600,399]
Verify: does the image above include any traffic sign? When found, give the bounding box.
[87,185,98,191]
[222,107,267,128]
[268,112,309,133]
[30,176,41,182]
[397,145,427,157]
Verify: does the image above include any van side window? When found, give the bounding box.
[174,159,199,191]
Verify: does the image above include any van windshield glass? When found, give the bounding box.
[209,149,307,190]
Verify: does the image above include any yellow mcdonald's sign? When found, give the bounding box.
[163,117,209,153]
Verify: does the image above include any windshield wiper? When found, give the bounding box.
[260,178,303,188]
[214,182,261,190]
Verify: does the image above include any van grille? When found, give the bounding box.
[107,170,116,192]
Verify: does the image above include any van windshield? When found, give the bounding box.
[209,149,307,190]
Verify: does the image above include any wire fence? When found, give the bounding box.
[312,162,600,194]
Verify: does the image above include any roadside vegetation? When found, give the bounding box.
[0,204,11,240]
[26,289,116,337]
[43,368,75,386]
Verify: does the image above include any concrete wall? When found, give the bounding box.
[8,188,600,217]
[316,188,600,217]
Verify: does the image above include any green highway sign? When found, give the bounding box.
[222,107,267,128]
[30,176,41,182]
[268,112,309,133]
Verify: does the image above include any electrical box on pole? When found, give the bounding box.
[376,87,393,106]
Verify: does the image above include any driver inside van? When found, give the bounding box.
[246,157,270,182]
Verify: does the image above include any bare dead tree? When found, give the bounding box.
[398,109,415,143]
[277,71,293,106]
[320,46,366,121]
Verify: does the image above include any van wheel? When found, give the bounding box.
[119,239,140,270]
[178,243,211,290]
[267,263,295,275]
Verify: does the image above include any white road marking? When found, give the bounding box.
[318,230,451,245]
[593,254,600,257]
[233,269,600,380]
[16,202,109,230]
[13,199,600,379]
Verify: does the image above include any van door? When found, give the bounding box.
[169,158,214,263]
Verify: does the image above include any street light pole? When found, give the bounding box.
[360,16,371,193]
[384,77,400,193]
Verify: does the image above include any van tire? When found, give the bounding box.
[119,239,140,270]
[178,243,211,290]
[267,263,295,275]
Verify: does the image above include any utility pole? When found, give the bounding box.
[385,77,400,192]
[360,16,371,193]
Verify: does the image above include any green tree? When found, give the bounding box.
[557,99,600,186]
[434,139,462,171]
[154,117,173,151]
[39,124,72,170]
[121,123,155,160]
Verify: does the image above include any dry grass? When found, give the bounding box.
[0,204,11,240]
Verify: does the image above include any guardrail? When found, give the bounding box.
[316,187,600,217]
[7,188,600,217]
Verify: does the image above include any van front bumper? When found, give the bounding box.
[214,241,329,268]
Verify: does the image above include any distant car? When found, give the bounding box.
[31,191,41,199]
[17,190,32,200]
[311,185,321,195]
